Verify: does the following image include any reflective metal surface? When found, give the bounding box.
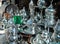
[0,0,60,44]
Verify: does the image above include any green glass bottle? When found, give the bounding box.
[13,16,23,24]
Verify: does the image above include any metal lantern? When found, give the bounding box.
[37,0,46,9]
[8,25,18,44]
[31,34,46,44]
[54,19,60,41]
[29,0,34,16]
[45,4,55,27]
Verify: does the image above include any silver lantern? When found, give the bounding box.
[37,0,46,9]
[45,3,55,27]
